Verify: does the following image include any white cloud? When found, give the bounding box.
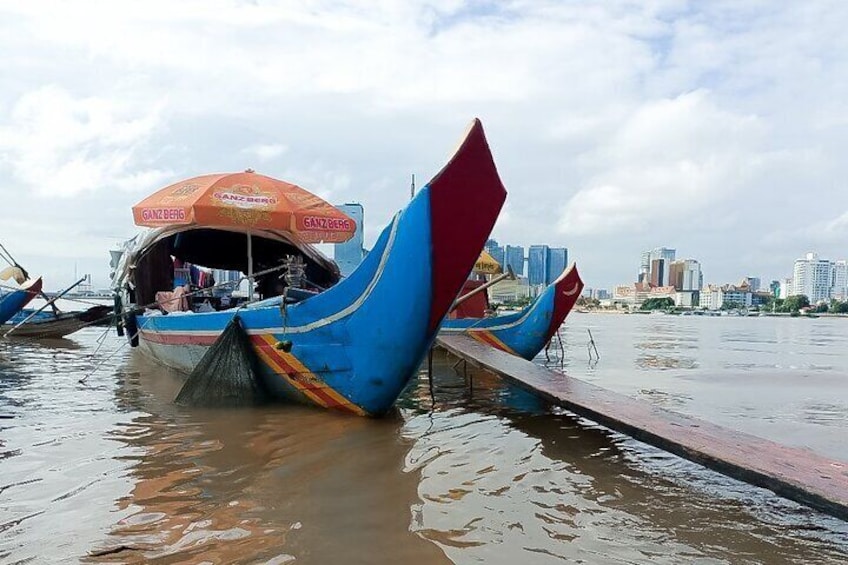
[1,0,847,289]
[0,85,170,197]
[559,90,767,236]
[241,143,288,162]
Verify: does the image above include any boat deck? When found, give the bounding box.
[435,334,848,521]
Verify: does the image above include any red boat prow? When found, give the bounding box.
[543,265,584,344]
[427,119,507,333]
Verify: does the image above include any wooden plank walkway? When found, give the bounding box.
[436,334,848,521]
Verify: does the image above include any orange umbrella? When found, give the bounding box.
[132,170,355,244]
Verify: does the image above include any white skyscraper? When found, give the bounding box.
[832,260,848,300]
[779,278,793,299]
[791,252,833,303]
[681,259,702,291]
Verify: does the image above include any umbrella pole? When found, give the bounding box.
[247,233,254,301]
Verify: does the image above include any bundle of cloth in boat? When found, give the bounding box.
[154,259,220,312]
[0,266,26,285]
[155,285,190,313]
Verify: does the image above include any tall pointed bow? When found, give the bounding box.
[543,264,584,344]
[426,119,507,332]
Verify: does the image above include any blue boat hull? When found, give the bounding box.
[440,264,584,360]
[0,277,42,325]
[131,120,507,416]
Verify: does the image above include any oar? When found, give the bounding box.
[450,264,516,312]
[0,242,59,315]
[4,276,87,337]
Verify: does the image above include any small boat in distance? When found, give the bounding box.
[113,119,507,416]
[3,305,113,339]
[440,263,584,360]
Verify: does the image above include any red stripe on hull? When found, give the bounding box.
[140,330,219,346]
[427,119,507,333]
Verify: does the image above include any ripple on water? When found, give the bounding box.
[401,361,848,564]
[1,324,847,564]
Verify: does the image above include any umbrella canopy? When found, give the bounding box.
[473,250,502,275]
[132,171,356,244]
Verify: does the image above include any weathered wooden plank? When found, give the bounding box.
[436,334,848,521]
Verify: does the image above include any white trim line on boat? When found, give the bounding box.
[141,213,401,337]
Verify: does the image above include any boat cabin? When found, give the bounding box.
[116,226,341,313]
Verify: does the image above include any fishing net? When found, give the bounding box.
[175,315,271,407]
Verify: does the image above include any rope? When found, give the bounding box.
[79,317,152,384]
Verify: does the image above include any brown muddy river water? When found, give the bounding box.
[1,314,847,563]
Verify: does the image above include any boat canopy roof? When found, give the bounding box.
[112,224,340,303]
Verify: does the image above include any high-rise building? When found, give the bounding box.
[832,261,848,300]
[650,259,666,287]
[779,278,793,299]
[791,252,832,303]
[669,259,702,291]
[638,251,651,283]
[528,245,550,286]
[744,277,761,292]
[484,239,505,268]
[668,261,684,290]
[548,247,567,283]
[505,245,524,276]
[333,203,365,277]
[641,247,676,286]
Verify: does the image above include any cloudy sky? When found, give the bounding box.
[2,0,847,291]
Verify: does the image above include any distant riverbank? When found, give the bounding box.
[574,309,848,318]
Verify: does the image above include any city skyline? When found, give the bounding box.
[620,246,847,304]
[485,239,569,287]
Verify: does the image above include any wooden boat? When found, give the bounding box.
[113,119,507,416]
[2,305,113,339]
[440,264,584,360]
[0,277,42,325]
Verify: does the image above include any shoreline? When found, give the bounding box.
[573,309,848,318]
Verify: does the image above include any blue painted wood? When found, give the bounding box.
[0,279,41,325]
[129,120,508,416]
[441,264,583,360]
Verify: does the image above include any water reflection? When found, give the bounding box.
[406,358,848,564]
[1,319,847,564]
[88,354,448,564]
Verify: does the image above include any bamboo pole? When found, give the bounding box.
[450,264,515,312]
